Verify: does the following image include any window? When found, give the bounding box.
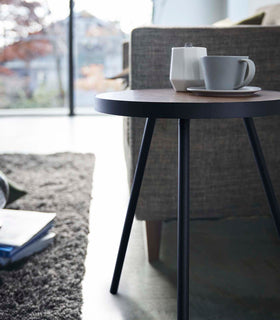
[0,0,152,114]
[0,0,69,111]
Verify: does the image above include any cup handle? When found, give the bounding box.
[235,58,256,89]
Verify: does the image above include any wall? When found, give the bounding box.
[248,0,280,13]
[227,0,280,21]
[153,0,280,26]
[153,0,227,26]
[227,0,248,21]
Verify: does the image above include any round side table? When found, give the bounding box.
[94,89,280,320]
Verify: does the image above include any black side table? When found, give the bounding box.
[94,89,280,320]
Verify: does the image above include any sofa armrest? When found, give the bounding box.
[122,41,129,70]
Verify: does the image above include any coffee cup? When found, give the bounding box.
[201,56,256,90]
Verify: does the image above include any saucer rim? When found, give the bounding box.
[186,86,262,93]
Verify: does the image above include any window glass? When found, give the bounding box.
[74,0,153,109]
[0,0,69,110]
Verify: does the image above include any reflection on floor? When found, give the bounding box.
[0,115,279,320]
[84,214,280,320]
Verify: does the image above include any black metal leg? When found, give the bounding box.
[244,117,280,237]
[177,119,190,320]
[110,117,156,294]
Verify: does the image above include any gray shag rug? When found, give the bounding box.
[0,153,95,320]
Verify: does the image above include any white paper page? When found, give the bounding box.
[0,209,56,247]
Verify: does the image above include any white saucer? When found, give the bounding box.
[186,86,261,97]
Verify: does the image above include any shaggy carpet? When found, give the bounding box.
[0,153,95,320]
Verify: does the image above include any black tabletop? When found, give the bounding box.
[94,89,280,119]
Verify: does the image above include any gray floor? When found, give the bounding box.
[0,115,279,319]
[87,216,280,320]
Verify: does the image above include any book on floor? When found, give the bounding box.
[0,209,56,265]
[0,232,55,266]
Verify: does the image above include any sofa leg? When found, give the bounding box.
[145,220,162,262]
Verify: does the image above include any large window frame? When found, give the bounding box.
[69,0,74,116]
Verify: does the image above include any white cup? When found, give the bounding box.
[170,46,207,91]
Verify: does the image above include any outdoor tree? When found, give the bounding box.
[46,22,66,101]
[0,0,49,43]
[0,0,51,99]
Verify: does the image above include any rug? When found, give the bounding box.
[0,153,95,320]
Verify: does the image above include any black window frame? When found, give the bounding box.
[69,0,74,116]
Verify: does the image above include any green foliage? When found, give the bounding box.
[2,85,65,109]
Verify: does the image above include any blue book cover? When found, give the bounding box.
[0,245,13,257]
[0,232,56,266]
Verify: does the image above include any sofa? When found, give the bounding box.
[123,21,280,261]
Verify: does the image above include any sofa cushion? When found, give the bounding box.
[236,12,265,25]
[213,12,265,27]
[212,18,234,27]
[256,4,280,25]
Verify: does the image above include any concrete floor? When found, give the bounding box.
[0,115,279,320]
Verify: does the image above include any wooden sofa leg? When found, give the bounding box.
[145,220,162,263]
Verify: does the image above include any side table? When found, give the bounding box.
[94,89,280,320]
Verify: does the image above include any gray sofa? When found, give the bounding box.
[123,26,280,261]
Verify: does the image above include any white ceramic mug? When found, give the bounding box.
[170,46,207,91]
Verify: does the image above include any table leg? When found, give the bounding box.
[110,117,156,294]
[244,117,280,237]
[178,119,190,320]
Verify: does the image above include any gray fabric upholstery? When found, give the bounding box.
[124,26,280,221]
[122,41,129,69]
